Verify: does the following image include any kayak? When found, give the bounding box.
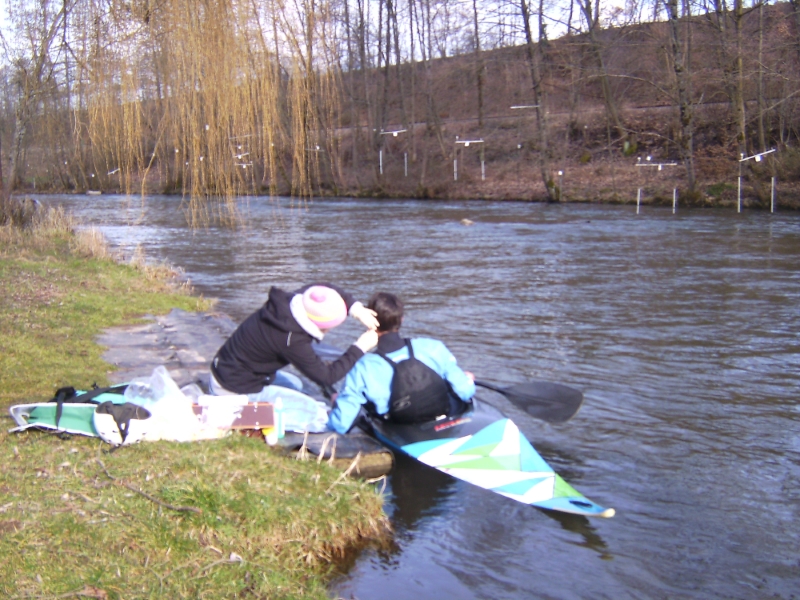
[311,341,613,517]
[361,399,615,518]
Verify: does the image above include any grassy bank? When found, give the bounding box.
[0,210,389,598]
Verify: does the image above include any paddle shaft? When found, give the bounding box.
[474,380,507,395]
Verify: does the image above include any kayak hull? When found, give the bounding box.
[363,400,614,518]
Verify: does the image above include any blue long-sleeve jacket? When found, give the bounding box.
[327,332,475,434]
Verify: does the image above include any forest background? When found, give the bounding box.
[2,0,800,224]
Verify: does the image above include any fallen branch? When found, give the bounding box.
[96,459,202,515]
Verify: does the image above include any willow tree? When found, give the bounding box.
[54,0,346,226]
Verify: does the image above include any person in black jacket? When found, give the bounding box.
[209,284,378,400]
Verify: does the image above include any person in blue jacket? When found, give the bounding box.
[327,292,475,434]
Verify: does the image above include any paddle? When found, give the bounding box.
[474,380,584,424]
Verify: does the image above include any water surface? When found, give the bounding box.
[36,194,800,599]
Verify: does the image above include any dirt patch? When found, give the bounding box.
[0,520,24,536]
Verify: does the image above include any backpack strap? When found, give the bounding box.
[376,339,413,367]
[53,387,76,431]
[51,383,128,429]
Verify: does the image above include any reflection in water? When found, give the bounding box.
[35,194,800,600]
[541,510,611,559]
[386,453,460,533]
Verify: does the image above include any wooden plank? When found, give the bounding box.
[192,403,274,430]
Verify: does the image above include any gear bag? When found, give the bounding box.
[378,339,451,424]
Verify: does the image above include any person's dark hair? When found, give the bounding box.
[368,292,404,332]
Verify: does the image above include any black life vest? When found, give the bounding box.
[378,339,451,424]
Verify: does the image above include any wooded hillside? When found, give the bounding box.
[2,0,799,216]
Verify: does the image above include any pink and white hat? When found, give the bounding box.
[302,286,347,330]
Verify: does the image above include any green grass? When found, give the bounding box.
[0,217,389,598]
[0,237,210,406]
[0,435,388,598]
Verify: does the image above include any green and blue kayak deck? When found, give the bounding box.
[9,388,131,437]
[365,400,615,518]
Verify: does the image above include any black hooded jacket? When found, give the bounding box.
[210,284,365,394]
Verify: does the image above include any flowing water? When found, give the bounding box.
[34,194,800,599]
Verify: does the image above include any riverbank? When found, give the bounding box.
[19,150,800,211]
[11,110,800,211]
[0,211,389,598]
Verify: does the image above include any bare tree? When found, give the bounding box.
[575,0,626,143]
[703,0,756,158]
[3,0,72,198]
[472,0,485,128]
[664,0,697,191]
[520,0,555,200]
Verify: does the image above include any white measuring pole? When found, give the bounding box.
[738,149,777,214]
[771,177,775,213]
[379,149,383,175]
[673,188,677,214]
[738,176,742,213]
[481,160,485,181]
[454,159,458,181]
[637,188,641,214]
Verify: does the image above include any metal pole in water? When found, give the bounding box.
[771,177,775,213]
[738,149,777,213]
[481,161,485,181]
[673,188,677,214]
[379,150,383,175]
[738,175,742,213]
[637,188,641,214]
[454,159,458,181]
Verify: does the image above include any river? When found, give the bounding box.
[34,194,799,599]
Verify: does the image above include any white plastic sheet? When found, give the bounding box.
[123,366,226,442]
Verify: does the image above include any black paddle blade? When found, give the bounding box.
[475,380,584,424]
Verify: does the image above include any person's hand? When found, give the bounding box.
[465,371,475,381]
[350,302,379,330]
[354,329,378,353]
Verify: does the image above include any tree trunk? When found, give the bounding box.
[418,0,448,159]
[576,0,625,143]
[0,134,6,206]
[791,0,800,63]
[408,0,417,162]
[705,0,747,158]
[756,1,766,152]
[733,0,746,158]
[665,0,696,192]
[389,0,408,134]
[472,0,485,129]
[520,0,555,201]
